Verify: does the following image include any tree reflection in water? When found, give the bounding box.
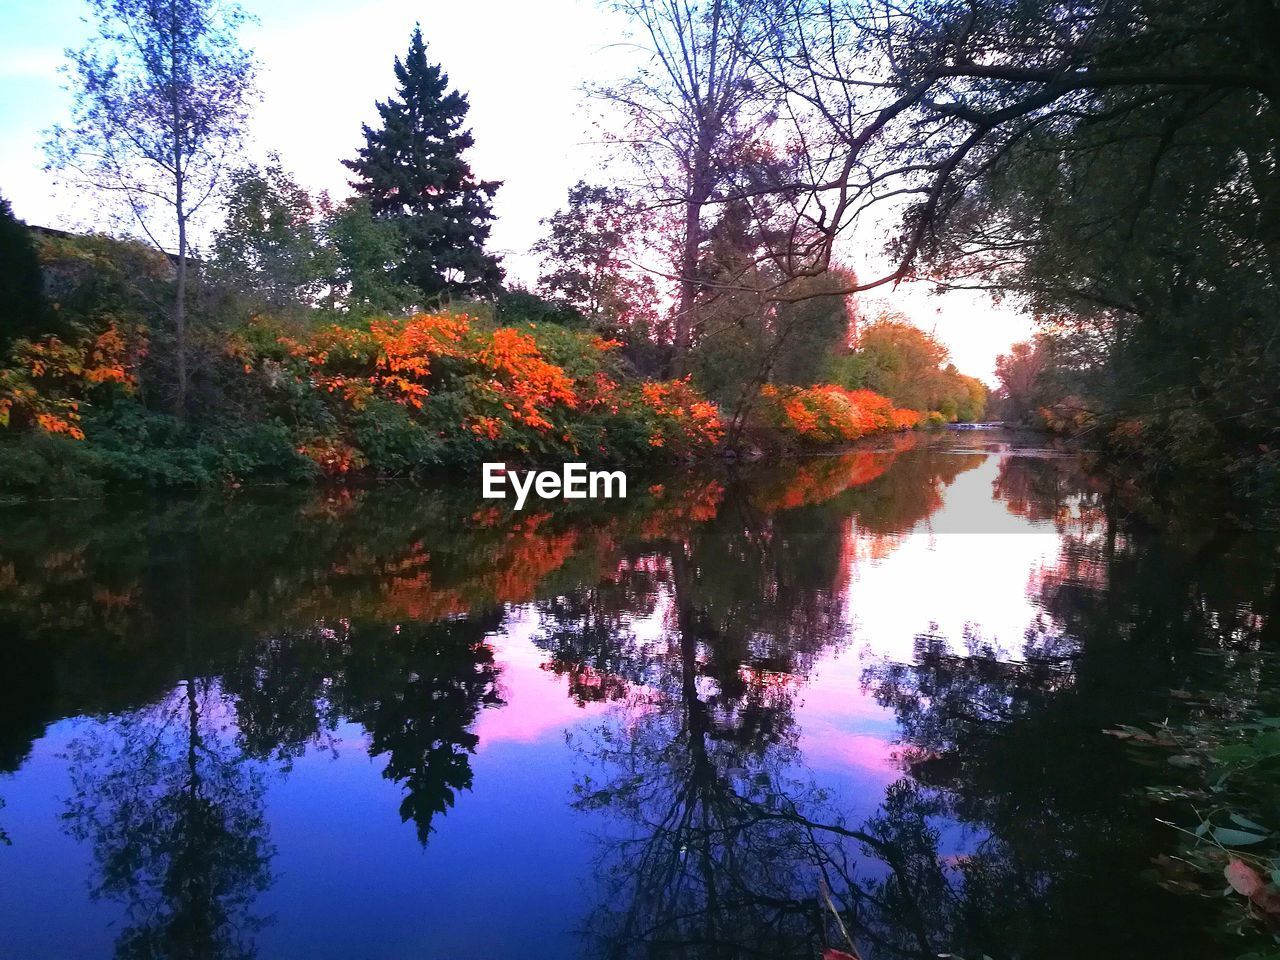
[849,454,1278,960]
[220,610,508,845]
[61,679,273,960]
[557,454,989,959]
[563,450,1275,960]
[5,438,1267,958]
[56,611,508,960]
[330,614,505,843]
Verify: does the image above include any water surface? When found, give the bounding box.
[1,431,1273,959]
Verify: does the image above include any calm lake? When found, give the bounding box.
[0,431,1273,959]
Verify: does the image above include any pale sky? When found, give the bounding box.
[0,0,1032,383]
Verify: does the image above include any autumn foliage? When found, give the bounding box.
[234,312,727,475]
[0,293,941,491]
[0,304,937,488]
[758,384,922,446]
[0,322,144,440]
[0,234,944,494]
[638,378,724,449]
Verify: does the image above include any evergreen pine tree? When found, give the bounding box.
[0,194,48,349]
[344,26,503,301]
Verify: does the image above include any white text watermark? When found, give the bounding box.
[482,463,627,510]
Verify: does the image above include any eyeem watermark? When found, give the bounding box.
[482,462,627,510]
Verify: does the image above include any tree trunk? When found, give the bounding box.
[671,162,711,378]
[171,2,188,419]
[175,209,188,417]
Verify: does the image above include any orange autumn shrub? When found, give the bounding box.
[242,313,725,469]
[474,326,577,430]
[0,322,144,440]
[638,377,724,451]
[891,408,924,430]
[296,437,366,476]
[277,314,466,411]
[271,314,581,441]
[759,383,922,445]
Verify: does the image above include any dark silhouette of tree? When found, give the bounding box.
[533,580,655,706]
[333,614,505,844]
[0,194,48,348]
[223,626,344,767]
[534,182,660,341]
[543,479,879,956]
[61,679,274,960]
[852,486,1280,959]
[597,0,775,377]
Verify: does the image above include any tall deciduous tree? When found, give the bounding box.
[599,0,773,376]
[345,26,503,302]
[534,182,659,340]
[760,0,1279,494]
[45,0,257,415]
[995,339,1049,425]
[211,157,329,314]
[323,198,422,318]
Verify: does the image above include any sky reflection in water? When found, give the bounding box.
[0,432,1270,959]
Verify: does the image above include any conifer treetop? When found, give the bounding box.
[343,25,503,300]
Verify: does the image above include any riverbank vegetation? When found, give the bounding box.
[0,4,992,498]
[4,0,1273,515]
[876,0,1278,521]
[1106,648,1280,959]
[0,218,967,497]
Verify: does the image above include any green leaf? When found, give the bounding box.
[1211,826,1270,846]
[1230,813,1269,833]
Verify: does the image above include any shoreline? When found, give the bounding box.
[0,425,1053,507]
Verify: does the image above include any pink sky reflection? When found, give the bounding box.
[473,606,612,749]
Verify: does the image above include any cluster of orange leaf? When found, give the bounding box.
[1,304,934,473]
[279,315,467,412]
[0,323,143,440]
[640,377,724,448]
[295,437,366,476]
[262,314,727,473]
[475,327,578,431]
[761,383,922,445]
[270,315,589,467]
